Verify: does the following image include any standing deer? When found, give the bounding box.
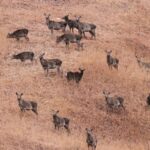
[56,33,83,50]
[103,90,125,112]
[75,16,96,39]
[105,50,119,70]
[39,53,62,76]
[62,15,79,32]
[7,28,29,41]
[52,110,70,133]
[16,92,38,115]
[45,13,67,34]
[135,54,150,71]
[86,128,97,150]
[66,68,85,83]
[146,94,150,106]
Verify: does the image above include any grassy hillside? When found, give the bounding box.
[0,0,150,149]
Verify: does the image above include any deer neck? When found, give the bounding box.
[80,71,84,76]
[105,97,109,103]
[18,98,22,105]
[107,55,111,60]
[65,17,69,22]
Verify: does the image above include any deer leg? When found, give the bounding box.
[77,41,80,50]
[51,29,53,34]
[25,35,29,41]
[31,58,35,65]
[64,125,70,134]
[121,105,125,111]
[16,37,20,41]
[57,67,60,74]
[45,69,49,76]
[65,41,69,50]
[89,30,94,39]
[54,124,57,129]
[116,65,118,70]
[91,30,96,40]
[83,32,86,38]
[108,65,112,70]
[72,28,74,33]
[62,27,65,32]
[32,109,38,115]
[80,43,84,50]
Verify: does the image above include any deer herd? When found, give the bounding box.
[5,12,150,150]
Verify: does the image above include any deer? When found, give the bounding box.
[103,90,125,112]
[75,16,96,39]
[45,13,67,34]
[39,53,62,76]
[86,128,97,150]
[66,68,85,83]
[62,15,79,32]
[52,110,70,134]
[7,28,29,41]
[105,50,119,70]
[56,33,83,50]
[12,51,34,62]
[146,94,150,106]
[135,54,150,71]
[16,92,38,115]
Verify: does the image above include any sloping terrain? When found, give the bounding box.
[0,0,150,149]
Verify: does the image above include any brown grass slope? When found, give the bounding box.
[0,0,150,149]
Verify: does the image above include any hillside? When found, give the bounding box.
[0,0,150,149]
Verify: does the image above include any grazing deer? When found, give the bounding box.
[135,54,150,71]
[39,53,62,76]
[62,15,79,32]
[16,92,38,115]
[103,90,125,112]
[12,52,34,62]
[105,50,119,70]
[86,128,97,150]
[7,28,29,41]
[147,94,150,106]
[66,68,85,83]
[52,110,70,133]
[56,33,83,50]
[45,13,67,34]
[75,16,96,39]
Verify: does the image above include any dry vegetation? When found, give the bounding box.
[0,0,150,149]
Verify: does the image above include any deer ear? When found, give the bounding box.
[21,93,23,96]
[56,110,59,114]
[16,92,18,95]
[41,53,45,57]
[103,90,106,94]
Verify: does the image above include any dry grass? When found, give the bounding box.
[0,0,150,149]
